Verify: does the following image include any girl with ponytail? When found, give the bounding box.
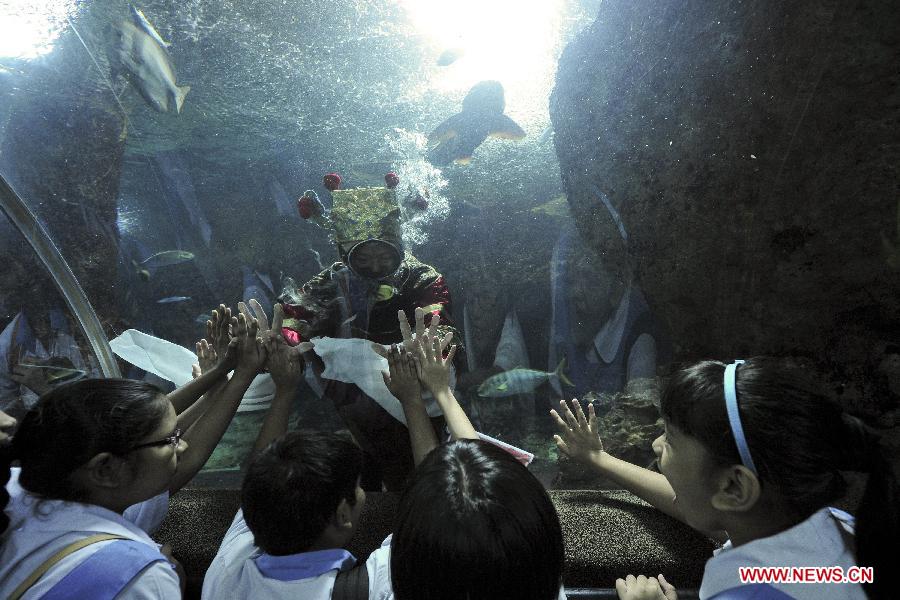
[554,357,896,600]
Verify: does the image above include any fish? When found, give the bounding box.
[112,9,190,114]
[157,296,191,304]
[196,313,212,325]
[530,195,570,218]
[139,250,195,268]
[131,260,151,281]
[427,81,526,166]
[340,315,358,327]
[436,47,465,66]
[131,5,170,49]
[477,358,573,398]
[16,363,87,384]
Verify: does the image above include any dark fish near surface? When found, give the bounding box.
[140,250,195,268]
[112,7,190,113]
[427,81,526,166]
[477,359,573,398]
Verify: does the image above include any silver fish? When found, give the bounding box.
[131,6,170,49]
[140,250,194,268]
[113,13,190,113]
[157,296,191,304]
[477,359,572,398]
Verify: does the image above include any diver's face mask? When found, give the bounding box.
[345,239,403,280]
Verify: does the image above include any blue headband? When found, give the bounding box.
[724,360,758,475]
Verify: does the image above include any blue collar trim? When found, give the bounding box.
[254,548,357,581]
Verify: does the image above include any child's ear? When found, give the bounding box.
[711,465,761,512]
[81,452,128,489]
[334,498,355,531]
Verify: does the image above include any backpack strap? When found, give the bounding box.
[9,534,127,600]
[332,562,369,600]
[40,538,168,600]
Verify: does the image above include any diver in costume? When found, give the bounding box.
[278,173,460,491]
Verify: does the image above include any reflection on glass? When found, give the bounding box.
[0,214,100,425]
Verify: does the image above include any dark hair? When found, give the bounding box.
[661,357,897,599]
[391,439,564,600]
[1,378,169,533]
[241,430,363,555]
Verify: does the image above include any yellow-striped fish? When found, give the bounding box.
[477,358,573,398]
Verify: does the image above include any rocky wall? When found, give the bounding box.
[550,0,900,416]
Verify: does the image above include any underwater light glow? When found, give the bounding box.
[402,0,566,89]
[0,0,77,60]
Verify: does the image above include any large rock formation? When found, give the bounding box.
[551,0,900,415]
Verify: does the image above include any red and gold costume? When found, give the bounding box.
[278,181,459,490]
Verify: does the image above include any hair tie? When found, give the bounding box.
[724,360,758,475]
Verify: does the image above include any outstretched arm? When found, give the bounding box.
[413,310,476,441]
[551,399,682,523]
[169,307,267,494]
[383,343,437,466]
[169,305,235,419]
[248,307,309,460]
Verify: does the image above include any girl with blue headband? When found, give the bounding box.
[552,357,895,600]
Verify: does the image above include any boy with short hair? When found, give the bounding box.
[201,430,375,600]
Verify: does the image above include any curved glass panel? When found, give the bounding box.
[0,208,102,425]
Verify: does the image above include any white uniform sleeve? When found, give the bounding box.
[117,560,182,599]
[366,535,394,600]
[123,491,170,534]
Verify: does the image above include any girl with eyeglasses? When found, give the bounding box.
[553,357,896,600]
[0,304,269,599]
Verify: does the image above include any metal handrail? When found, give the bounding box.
[0,171,121,378]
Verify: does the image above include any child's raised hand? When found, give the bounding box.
[413,330,458,396]
[207,305,237,371]
[232,305,267,374]
[266,334,305,392]
[372,308,451,359]
[382,344,423,406]
[615,574,677,600]
[194,339,217,376]
[551,398,605,464]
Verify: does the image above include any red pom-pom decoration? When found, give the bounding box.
[298,196,314,219]
[323,172,342,191]
[384,172,400,189]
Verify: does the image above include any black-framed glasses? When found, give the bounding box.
[128,428,183,452]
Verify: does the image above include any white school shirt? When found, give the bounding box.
[202,509,392,600]
[699,507,866,600]
[204,511,567,600]
[0,468,180,599]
